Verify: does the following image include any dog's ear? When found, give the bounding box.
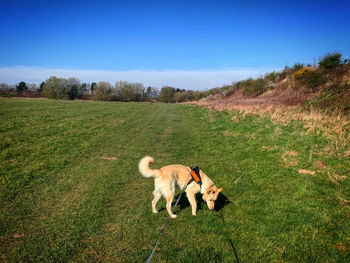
[217,187,223,193]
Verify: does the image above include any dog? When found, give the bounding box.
[138,156,222,218]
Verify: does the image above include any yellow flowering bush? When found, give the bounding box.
[292,67,326,91]
[292,67,311,81]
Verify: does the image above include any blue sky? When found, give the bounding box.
[1,0,349,89]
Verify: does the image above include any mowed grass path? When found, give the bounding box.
[0,98,349,262]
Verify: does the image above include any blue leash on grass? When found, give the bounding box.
[146,167,194,263]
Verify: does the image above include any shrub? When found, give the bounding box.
[91,82,97,94]
[292,67,311,81]
[115,81,144,102]
[292,67,326,92]
[92,81,113,101]
[0,91,14,97]
[173,91,194,102]
[222,85,238,97]
[242,78,268,96]
[279,66,291,79]
[66,78,81,100]
[301,70,326,92]
[265,71,279,83]
[144,87,159,100]
[319,52,342,70]
[159,86,176,102]
[16,82,28,93]
[79,83,87,98]
[291,63,305,72]
[42,76,83,100]
[279,63,305,79]
[42,77,69,99]
[39,82,45,92]
[193,88,220,100]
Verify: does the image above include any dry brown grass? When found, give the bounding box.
[261,145,278,151]
[193,66,350,159]
[195,98,350,159]
[100,156,118,161]
[298,169,316,175]
[274,109,349,158]
[282,150,299,167]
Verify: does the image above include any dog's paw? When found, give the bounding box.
[152,210,158,214]
[192,213,197,216]
[170,214,177,219]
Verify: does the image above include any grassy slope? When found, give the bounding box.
[0,98,349,262]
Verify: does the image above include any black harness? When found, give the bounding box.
[188,166,202,186]
[188,166,216,192]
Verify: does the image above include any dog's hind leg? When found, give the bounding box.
[166,193,177,218]
[152,191,161,213]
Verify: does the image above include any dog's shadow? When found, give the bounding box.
[163,192,230,213]
[213,192,230,211]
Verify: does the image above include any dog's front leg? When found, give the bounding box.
[186,191,197,216]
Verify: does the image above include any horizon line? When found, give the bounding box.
[0,65,281,90]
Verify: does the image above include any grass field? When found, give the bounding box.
[1,98,349,262]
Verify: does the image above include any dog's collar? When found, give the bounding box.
[205,183,215,190]
[202,183,215,193]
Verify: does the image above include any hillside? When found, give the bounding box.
[197,52,350,115]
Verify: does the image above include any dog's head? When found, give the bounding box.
[202,186,223,210]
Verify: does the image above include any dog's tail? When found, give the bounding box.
[139,156,160,178]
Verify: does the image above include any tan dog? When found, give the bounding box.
[138,156,222,218]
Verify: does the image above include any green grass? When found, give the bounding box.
[0,91,14,97]
[1,98,349,262]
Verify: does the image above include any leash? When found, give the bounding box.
[146,167,194,263]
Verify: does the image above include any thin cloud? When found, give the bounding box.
[0,66,277,90]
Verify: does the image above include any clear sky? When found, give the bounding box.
[1,0,349,90]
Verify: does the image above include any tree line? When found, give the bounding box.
[0,76,202,102]
[41,77,160,101]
